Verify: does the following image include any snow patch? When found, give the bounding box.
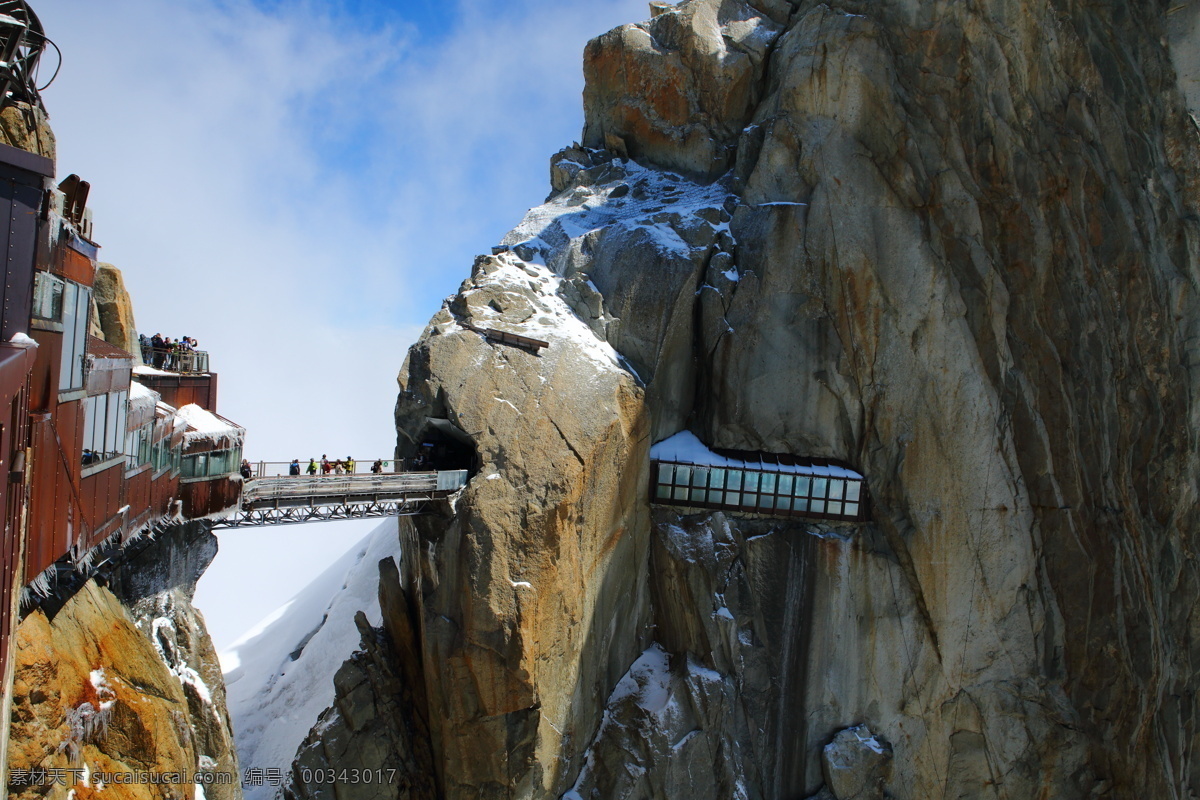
[9,332,36,345]
[651,430,862,479]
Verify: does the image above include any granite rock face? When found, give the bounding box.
[91,263,143,363]
[0,102,54,163]
[308,0,1200,797]
[7,523,240,800]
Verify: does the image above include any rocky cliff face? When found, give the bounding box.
[90,263,143,363]
[316,0,1200,797]
[8,523,241,800]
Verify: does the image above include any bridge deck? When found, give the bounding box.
[211,469,469,528]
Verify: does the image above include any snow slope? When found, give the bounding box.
[220,519,399,800]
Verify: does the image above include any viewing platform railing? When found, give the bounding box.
[140,345,210,374]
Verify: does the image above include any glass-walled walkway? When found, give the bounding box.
[649,431,867,522]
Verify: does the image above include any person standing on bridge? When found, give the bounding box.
[289,459,301,476]
[371,459,383,474]
[307,458,318,476]
[321,455,331,475]
[240,459,253,480]
[346,457,355,474]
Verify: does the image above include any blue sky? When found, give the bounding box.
[34,0,647,646]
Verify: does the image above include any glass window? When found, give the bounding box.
[844,502,859,517]
[812,478,828,499]
[690,487,708,504]
[58,282,91,391]
[658,463,674,484]
[758,494,774,510]
[794,476,811,498]
[827,501,843,516]
[760,473,776,495]
[32,271,64,320]
[810,499,825,514]
[709,468,725,490]
[707,490,723,504]
[828,480,844,500]
[778,474,793,495]
[656,484,672,500]
[725,492,740,506]
[726,470,742,491]
[691,467,709,488]
[776,497,792,512]
[846,481,861,502]
[675,466,691,487]
[673,485,688,501]
[793,498,808,513]
[743,472,759,492]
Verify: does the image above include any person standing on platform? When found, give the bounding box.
[371,459,383,474]
[345,457,355,474]
[321,455,331,474]
[240,459,253,480]
[307,458,318,475]
[289,459,301,476]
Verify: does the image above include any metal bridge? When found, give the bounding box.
[209,470,469,529]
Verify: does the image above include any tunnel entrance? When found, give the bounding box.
[406,418,476,472]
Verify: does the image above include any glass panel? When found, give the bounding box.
[743,472,760,492]
[707,490,723,504]
[812,478,828,499]
[32,272,64,320]
[742,493,757,508]
[845,481,861,502]
[778,474,793,495]
[58,282,78,391]
[725,492,740,506]
[673,486,688,501]
[658,463,674,484]
[172,445,181,473]
[675,466,691,487]
[82,395,97,460]
[760,472,776,495]
[709,468,725,490]
[69,287,90,390]
[794,476,811,498]
[793,498,808,513]
[810,499,825,514]
[776,496,792,512]
[656,484,672,500]
[726,470,742,491]
[690,487,707,503]
[844,502,859,517]
[828,480,844,500]
[827,501,843,516]
[691,467,709,488]
[758,494,774,510]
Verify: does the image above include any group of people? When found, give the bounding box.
[286,456,387,476]
[140,333,200,370]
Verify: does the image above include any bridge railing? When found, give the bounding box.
[250,459,400,478]
[241,470,468,504]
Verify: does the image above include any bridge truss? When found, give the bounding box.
[208,470,468,530]
[212,498,435,528]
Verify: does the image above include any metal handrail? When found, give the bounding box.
[250,459,397,478]
[243,472,439,501]
[140,344,210,374]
